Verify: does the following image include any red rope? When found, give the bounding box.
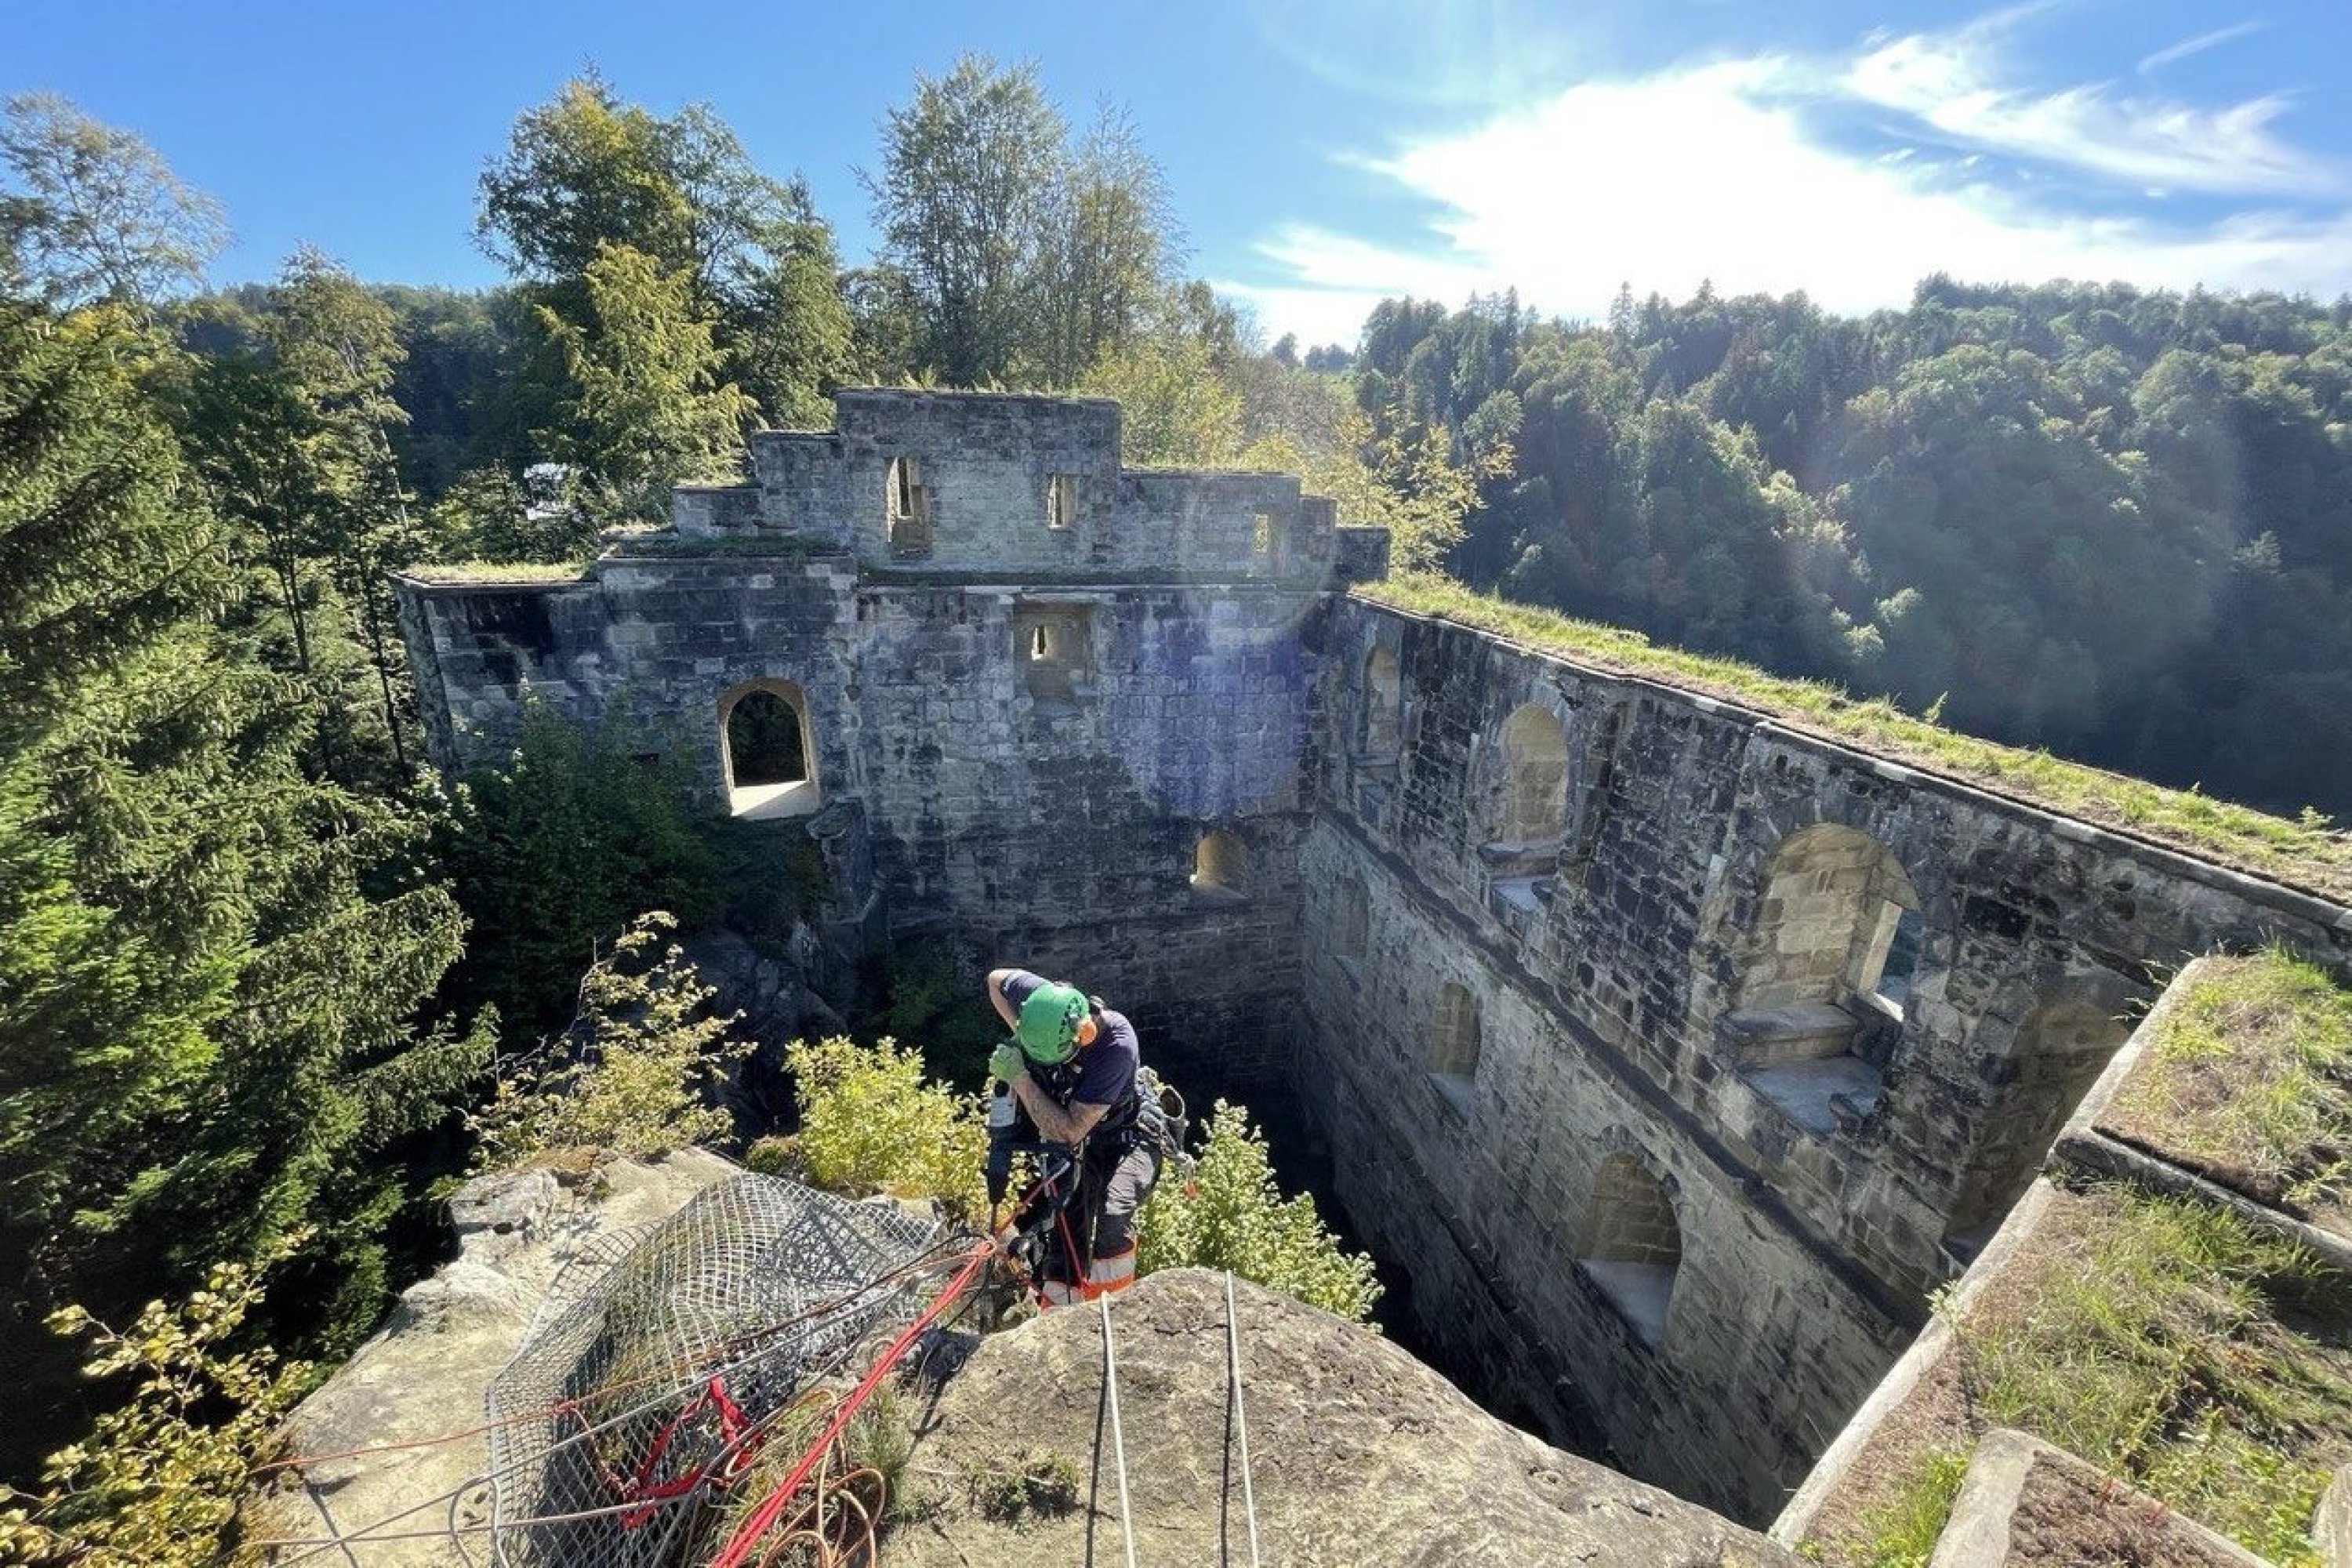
[706,1238,998,1568]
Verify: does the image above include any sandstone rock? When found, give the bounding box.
[883,1268,1792,1568]
[445,1167,558,1261]
[248,1149,739,1566]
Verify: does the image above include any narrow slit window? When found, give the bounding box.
[1252,512,1276,557]
[887,456,931,556]
[1047,473,1079,529]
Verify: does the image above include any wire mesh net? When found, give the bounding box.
[484,1174,945,1568]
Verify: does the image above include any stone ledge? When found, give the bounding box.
[1928,1428,2267,1567]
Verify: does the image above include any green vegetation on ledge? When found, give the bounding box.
[2106,951,2352,1225]
[1359,572,2352,903]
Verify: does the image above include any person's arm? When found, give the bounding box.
[985,968,1025,1031]
[1009,1075,1109,1146]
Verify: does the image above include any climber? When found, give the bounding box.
[985,967,1160,1305]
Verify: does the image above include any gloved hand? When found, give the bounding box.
[989,1041,1025,1084]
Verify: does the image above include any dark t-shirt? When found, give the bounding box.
[998,970,1142,1133]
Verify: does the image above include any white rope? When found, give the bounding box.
[1099,1291,1140,1568]
[1225,1271,1262,1568]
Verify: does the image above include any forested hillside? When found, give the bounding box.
[1345,285,2352,819]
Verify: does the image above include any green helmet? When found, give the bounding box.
[1015,982,1089,1065]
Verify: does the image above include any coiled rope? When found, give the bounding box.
[1225,1271,1261,1568]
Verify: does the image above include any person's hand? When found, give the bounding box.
[989,1041,1025,1083]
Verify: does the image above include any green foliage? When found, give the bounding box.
[1080,326,1241,465]
[867,56,1181,390]
[1849,1446,1971,1568]
[1,299,484,1478]
[785,1036,988,1223]
[477,72,851,430]
[871,939,1003,1090]
[2118,950,2352,1213]
[435,699,720,1030]
[0,1256,307,1568]
[1356,283,2352,824]
[1,92,227,311]
[1137,1102,1381,1323]
[866,55,1064,387]
[473,912,746,1166]
[1957,1190,2352,1566]
[536,241,756,524]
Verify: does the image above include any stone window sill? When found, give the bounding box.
[1740,1055,1885,1137]
[1427,1071,1475,1120]
[1190,882,1250,907]
[1579,1258,1673,1350]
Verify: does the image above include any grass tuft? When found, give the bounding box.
[1955,1188,2352,1566]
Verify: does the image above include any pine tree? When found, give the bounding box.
[0,298,487,1460]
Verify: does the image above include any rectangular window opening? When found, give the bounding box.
[1251,511,1276,557]
[1015,608,1088,705]
[1047,473,1080,529]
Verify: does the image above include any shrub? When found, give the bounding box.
[0,1258,308,1568]
[471,913,747,1167]
[786,1036,987,1222]
[435,700,721,1031]
[869,939,1002,1090]
[1138,1102,1381,1323]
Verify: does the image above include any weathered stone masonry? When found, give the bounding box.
[397,392,1368,1096]
[1304,600,2352,1518]
[396,389,2352,1526]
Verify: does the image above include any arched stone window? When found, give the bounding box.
[1721,823,1924,1133]
[1493,703,1569,844]
[886,456,930,556]
[1192,829,1246,897]
[1427,982,1481,1112]
[720,680,820,820]
[1940,998,2129,1260]
[1738,824,1923,1018]
[1334,873,1370,964]
[1361,648,1402,757]
[1577,1153,1681,1348]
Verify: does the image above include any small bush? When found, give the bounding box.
[971,1449,1080,1522]
[0,1258,309,1568]
[787,1036,987,1223]
[471,913,748,1167]
[1138,1101,1381,1323]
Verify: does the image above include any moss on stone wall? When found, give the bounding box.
[1357,573,2352,903]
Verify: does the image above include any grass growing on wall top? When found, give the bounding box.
[2106,951,2352,1224]
[401,559,591,584]
[1356,573,2352,904]
[1956,1188,2352,1566]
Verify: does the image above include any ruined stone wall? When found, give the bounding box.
[1298,596,2352,1519]
[674,390,1347,586]
[394,388,2352,1533]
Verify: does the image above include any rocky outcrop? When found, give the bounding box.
[885,1268,1793,1567]
[246,1150,739,1566]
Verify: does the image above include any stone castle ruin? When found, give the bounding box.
[395,389,2352,1524]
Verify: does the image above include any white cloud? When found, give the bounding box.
[2138,20,2267,78]
[1846,13,2328,197]
[1236,18,2352,346]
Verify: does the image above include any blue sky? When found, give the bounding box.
[13,0,2352,347]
